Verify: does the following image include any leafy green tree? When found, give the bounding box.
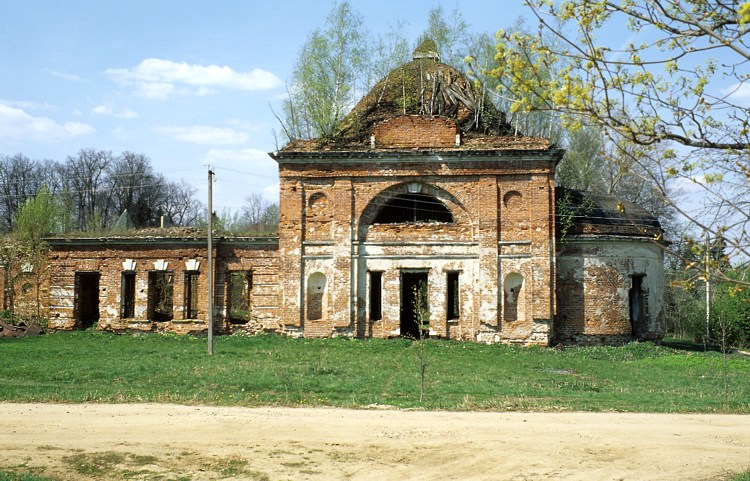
[279,1,368,141]
[422,5,471,68]
[365,22,410,90]
[6,186,63,318]
[491,0,750,284]
[14,186,62,242]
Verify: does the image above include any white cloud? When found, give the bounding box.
[48,70,82,82]
[156,125,248,145]
[0,104,94,142]
[106,58,282,99]
[0,99,57,111]
[92,105,138,119]
[723,82,750,105]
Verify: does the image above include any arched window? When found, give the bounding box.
[373,193,453,224]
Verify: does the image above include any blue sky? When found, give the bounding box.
[0,1,533,212]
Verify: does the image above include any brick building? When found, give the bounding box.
[37,46,666,345]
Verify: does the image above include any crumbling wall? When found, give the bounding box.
[47,238,279,335]
[373,116,458,149]
[0,263,49,321]
[276,150,559,345]
[555,237,665,345]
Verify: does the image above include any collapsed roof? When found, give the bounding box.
[556,188,664,240]
[281,40,551,152]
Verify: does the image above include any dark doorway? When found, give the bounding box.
[629,275,645,338]
[74,272,100,329]
[369,271,382,321]
[121,271,136,319]
[400,271,429,338]
[148,271,174,322]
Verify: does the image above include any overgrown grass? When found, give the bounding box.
[0,331,748,412]
[0,470,56,481]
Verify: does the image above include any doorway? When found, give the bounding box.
[74,272,100,329]
[400,271,429,338]
[629,275,645,338]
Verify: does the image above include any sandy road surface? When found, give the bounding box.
[1,403,748,480]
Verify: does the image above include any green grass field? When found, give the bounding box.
[1,330,748,413]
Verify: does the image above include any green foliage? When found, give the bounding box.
[1,332,748,413]
[712,282,750,348]
[741,2,750,25]
[0,472,55,481]
[14,186,62,241]
[494,0,750,269]
[412,282,429,402]
[555,189,595,242]
[422,5,471,68]
[280,1,367,141]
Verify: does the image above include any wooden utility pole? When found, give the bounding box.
[705,232,710,350]
[207,168,214,355]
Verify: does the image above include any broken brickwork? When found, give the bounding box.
[33,44,666,345]
[45,235,278,335]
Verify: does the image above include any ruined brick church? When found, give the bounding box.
[40,46,666,345]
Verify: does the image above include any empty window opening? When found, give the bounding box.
[120,271,136,319]
[503,273,524,322]
[184,271,199,319]
[148,271,173,322]
[446,271,460,320]
[227,271,253,324]
[74,272,100,329]
[374,193,453,224]
[307,272,327,321]
[369,271,383,321]
[400,271,429,338]
[630,275,645,337]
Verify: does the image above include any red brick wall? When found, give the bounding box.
[47,238,278,335]
[276,149,560,344]
[373,116,457,149]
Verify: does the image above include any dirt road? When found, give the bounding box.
[1,403,748,480]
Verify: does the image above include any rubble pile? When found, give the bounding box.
[0,320,45,338]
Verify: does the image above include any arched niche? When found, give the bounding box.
[306,272,327,321]
[503,190,523,208]
[305,191,333,241]
[308,192,329,209]
[503,272,524,322]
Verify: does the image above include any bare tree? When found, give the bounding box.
[0,154,44,232]
[240,193,279,234]
[64,149,112,231]
[161,180,202,227]
[102,152,175,227]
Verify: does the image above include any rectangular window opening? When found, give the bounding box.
[227,271,253,324]
[446,271,460,320]
[369,271,382,321]
[121,271,136,319]
[148,271,173,322]
[184,271,199,319]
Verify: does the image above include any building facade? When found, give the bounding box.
[34,47,665,345]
